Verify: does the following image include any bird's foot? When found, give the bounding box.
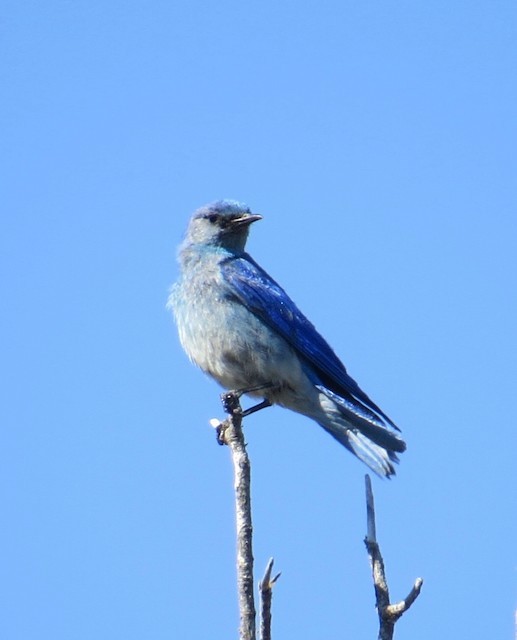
[220,390,242,416]
[216,384,274,446]
[221,383,274,415]
[215,420,229,446]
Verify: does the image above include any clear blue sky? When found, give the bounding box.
[2,1,516,638]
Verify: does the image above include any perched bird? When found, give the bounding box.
[168,200,406,477]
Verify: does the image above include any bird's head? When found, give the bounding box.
[184,200,262,252]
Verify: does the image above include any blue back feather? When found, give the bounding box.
[221,254,399,430]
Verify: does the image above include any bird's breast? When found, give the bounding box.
[171,275,308,395]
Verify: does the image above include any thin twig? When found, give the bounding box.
[364,475,423,640]
[259,558,281,640]
[218,392,256,640]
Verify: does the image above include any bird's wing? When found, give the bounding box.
[221,254,398,430]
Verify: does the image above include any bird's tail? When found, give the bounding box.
[316,386,406,478]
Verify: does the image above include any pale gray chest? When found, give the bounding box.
[171,264,299,389]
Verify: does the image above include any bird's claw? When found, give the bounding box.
[220,389,273,418]
[216,422,227,445]
[220,390,242,415]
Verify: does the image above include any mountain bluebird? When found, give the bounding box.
[168,200,406,477]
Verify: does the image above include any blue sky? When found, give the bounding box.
[2,1,516,638]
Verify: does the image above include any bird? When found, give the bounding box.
[168,200,406,477]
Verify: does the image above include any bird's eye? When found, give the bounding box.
[208,214,218,223]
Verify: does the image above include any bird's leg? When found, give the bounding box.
[235,382,274,398]
[220,382,274,415]
[216,383,274,445]
[241,398,272,417]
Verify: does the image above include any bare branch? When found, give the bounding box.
[365,473,377,543]
[217,392,256,640]
[364,474,424,640]
[259,558,281,640]
[384,578,424,618]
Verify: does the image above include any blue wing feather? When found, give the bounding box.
[221,254,399,430]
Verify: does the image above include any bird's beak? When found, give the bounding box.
[231,213,263,228]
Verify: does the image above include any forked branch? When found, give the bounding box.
[259,558,281,640]
[364,474,423,640]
